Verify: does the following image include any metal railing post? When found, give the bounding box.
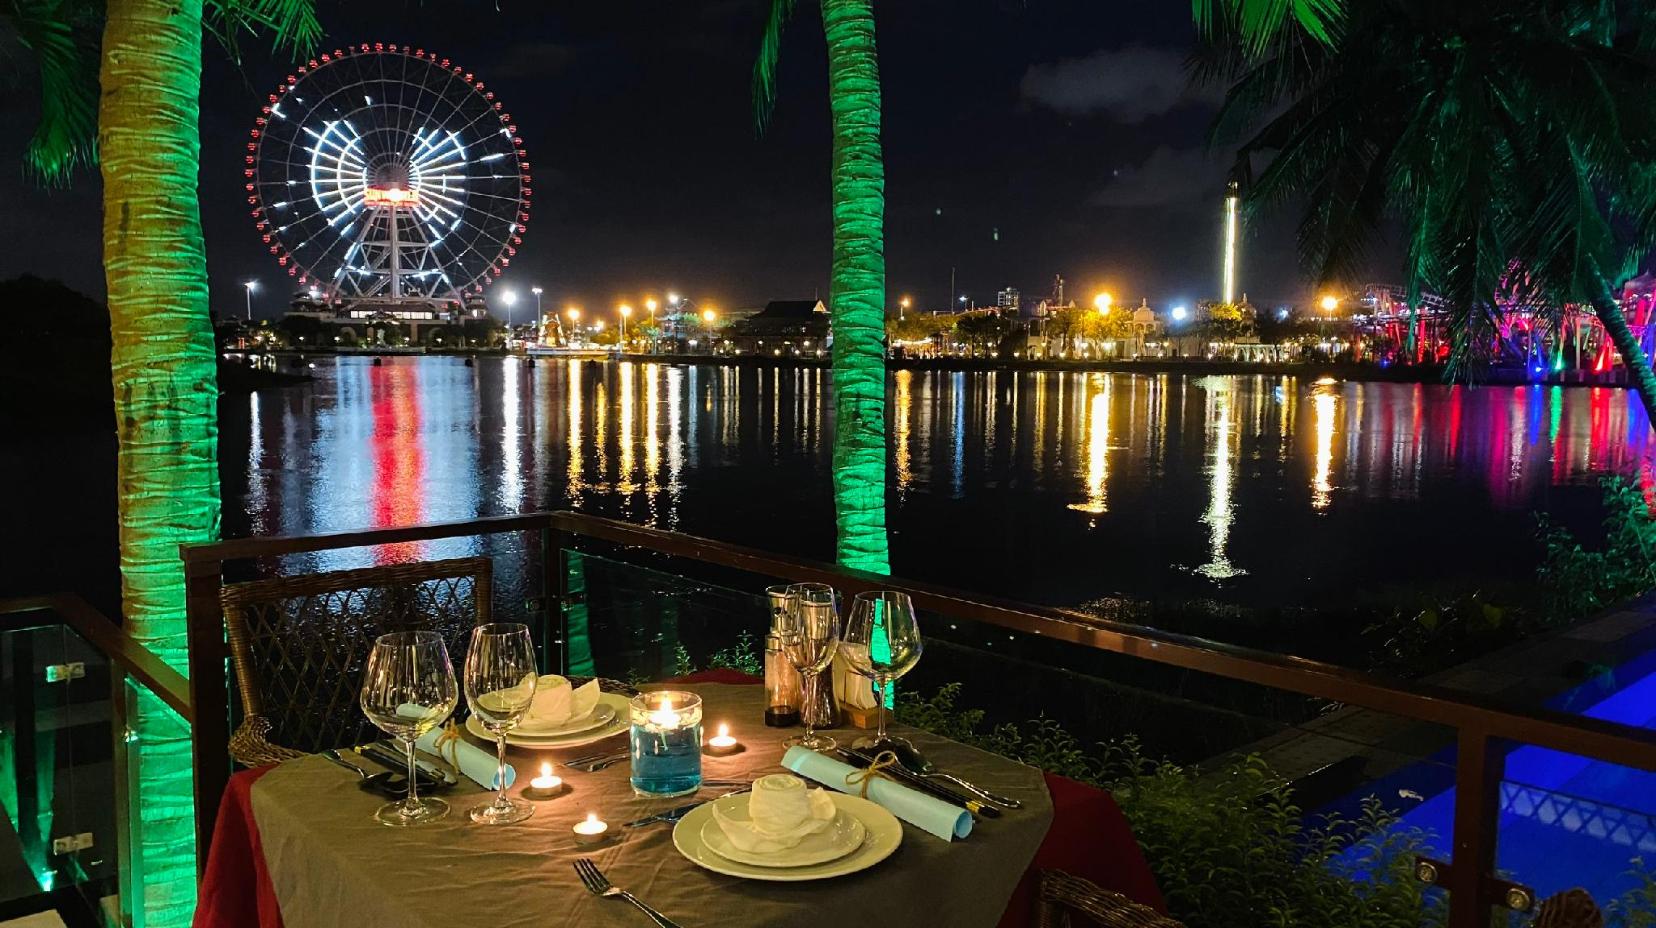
[540,517,572,675]
[183,558,230,875]
[1447,729,1505,928]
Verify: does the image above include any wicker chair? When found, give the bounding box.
[1038,870,1184,928]
[221,557,492,767]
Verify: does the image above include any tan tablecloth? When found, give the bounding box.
[250,683,1054,928]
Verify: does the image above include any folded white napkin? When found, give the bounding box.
[711,774,836,853]
[519,674,600,732]
[833,651,879,710]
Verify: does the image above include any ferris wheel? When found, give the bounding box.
[245,42,530,305]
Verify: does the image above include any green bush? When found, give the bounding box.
[896,684,1440,928]
[1538,477,1656,621]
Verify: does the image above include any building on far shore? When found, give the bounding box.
[720,299,830,356]
[275,290,499,348]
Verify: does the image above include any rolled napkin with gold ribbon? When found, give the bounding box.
[416,723,516,790]
[782,745,971,841]
[711,774,838,853]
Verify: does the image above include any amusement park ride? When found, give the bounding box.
[245,43,530,339]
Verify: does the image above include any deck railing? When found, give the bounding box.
[177,511,1656,928]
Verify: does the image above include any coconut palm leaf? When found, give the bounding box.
[1193,0,1343,55]
[3,0,100,185]
[203,0,321,62]
[752,0,796,132]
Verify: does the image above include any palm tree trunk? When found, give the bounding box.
[1589,286,1656,427]
[822,0,890,574]
[99,0,218,920]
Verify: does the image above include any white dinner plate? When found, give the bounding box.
[465,692,631,749]
[514,703,616,737]
[699,795,867,868]
[673,793,901,882]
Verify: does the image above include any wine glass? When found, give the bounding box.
[360,630,459,826]
[778,582,840,751]
[843,591,923,751]
[463,623,539,825]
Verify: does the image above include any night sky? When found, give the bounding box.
[0,0,1335,321]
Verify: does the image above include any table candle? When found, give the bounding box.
[704,723,742,756]
[525,762,565,799]
[629,690,703,797]
[572,812,609,845]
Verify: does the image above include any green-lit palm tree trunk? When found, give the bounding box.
[822,0,890,574]
[99,0,220,921]
[1589,286,1656,423]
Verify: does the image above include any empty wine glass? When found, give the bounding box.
[463,623,539,825]
[360,630,459,826]
[778,583,840,751]
[843,591,923,751]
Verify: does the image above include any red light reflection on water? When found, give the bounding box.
[368,361,427,563]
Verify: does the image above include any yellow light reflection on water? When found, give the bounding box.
[566,359,584,496]
[894,369,913,492]
[618,362,636,493]
[1312,387,1337,510]
[1068,374,1111,515]
[1197,377,1244,579]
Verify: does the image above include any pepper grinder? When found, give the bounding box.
[763,586,801,727]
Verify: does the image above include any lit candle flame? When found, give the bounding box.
[541,761,552,779]
[718,723,729,738]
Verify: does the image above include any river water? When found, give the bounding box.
[216,356,1654,619]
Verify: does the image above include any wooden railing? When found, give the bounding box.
[179,511,1656,927]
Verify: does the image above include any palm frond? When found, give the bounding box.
[202,0,322,63]
[1193,0,1343,57]
[751,0,797,134]
[4,0,100,186]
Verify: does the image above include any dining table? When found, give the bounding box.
[194,672,1164,927]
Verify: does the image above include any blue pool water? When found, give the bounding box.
[1329,645,1656,904]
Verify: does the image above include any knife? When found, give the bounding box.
[623,785,754,827]
[837,747,1000,819]
[357,742,454,787]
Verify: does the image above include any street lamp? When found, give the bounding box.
[531,286,543,318]
[501,289,518,330]
[1319,294,1339,314]
[899,296,911,320]
[701,307,717,353]
[243,280,257,321]
[618,304,633,352]
[1093,292,1113,315]
[565,306,581,346]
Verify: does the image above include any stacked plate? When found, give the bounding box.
[463,691,631,748]
[672,792,903,881]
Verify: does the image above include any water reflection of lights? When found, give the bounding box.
[566,359,584,497]
[894,369,913,492]
[618,362,636,493]
[1312,387,1337,510]
[1196,377,1245,579]
[501,356,523,511]
[1068,374,1111,515]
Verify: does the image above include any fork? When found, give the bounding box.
[573,754,630,773]
[563,747,627,766]
[573,858,684,928]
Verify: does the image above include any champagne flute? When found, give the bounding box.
[778,583,840,751]
[843,591,923,750]
[463,623,539,825]
[360,631,459,826]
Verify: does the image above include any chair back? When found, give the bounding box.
[220,557,492,762]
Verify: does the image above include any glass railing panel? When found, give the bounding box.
[560,550,770,682]
[117,675,196,928]
[0,621,121,922]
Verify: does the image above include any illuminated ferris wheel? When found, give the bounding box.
[245,42,530,306]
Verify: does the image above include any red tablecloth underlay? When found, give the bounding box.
[194,671,1164,927]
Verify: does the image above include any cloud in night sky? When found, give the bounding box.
[1020,45,1220,123]
[1091,146,1229,208]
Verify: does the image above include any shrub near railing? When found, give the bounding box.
[896,685,1439,928]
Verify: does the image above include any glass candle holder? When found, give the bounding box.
[629,690,703,797]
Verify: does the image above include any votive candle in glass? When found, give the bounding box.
[629,690,703,797]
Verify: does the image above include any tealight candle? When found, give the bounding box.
[704,722,743,757]
[525,762,565,799]
[572,812,609,845]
